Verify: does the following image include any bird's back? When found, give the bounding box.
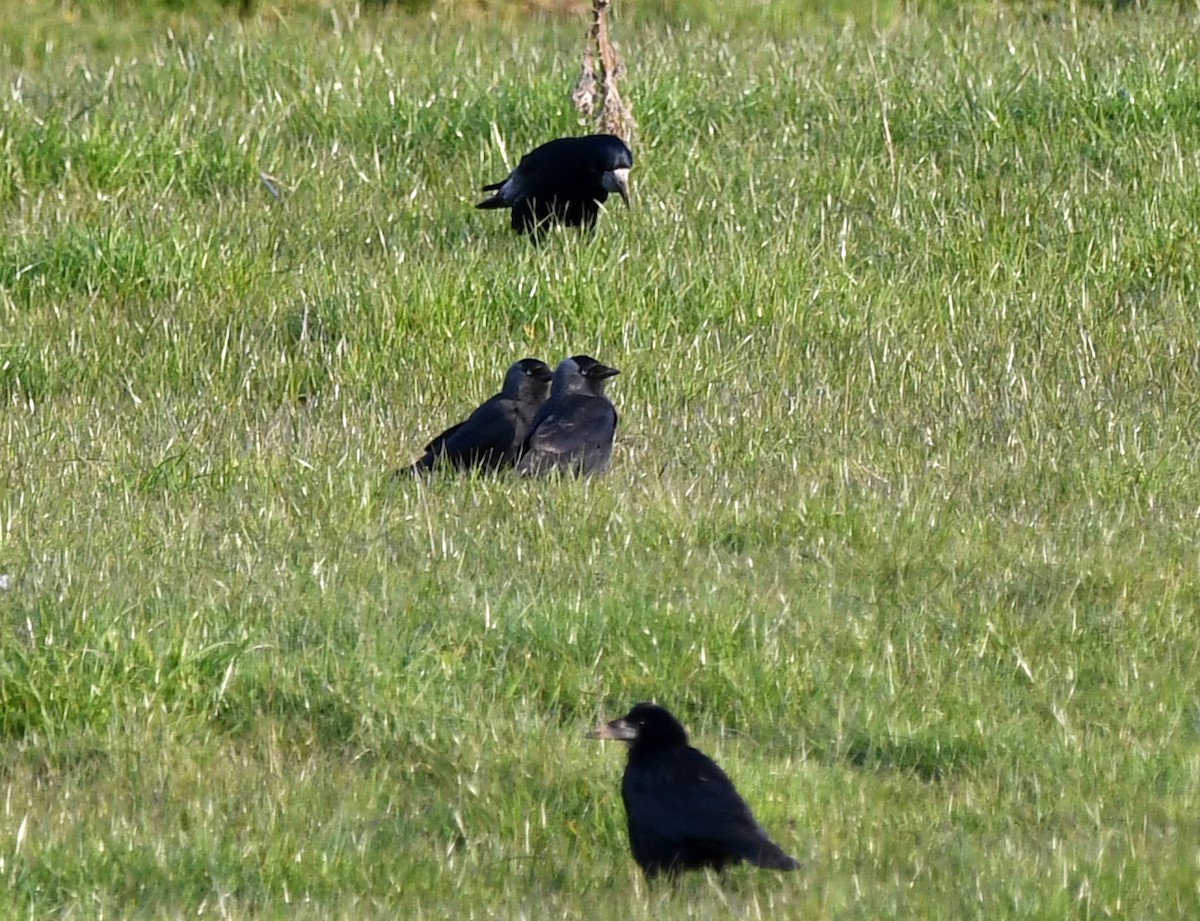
[418,394,519,471]
[487,136,628,233]
[621,743,798,877]
[517,393,617,475]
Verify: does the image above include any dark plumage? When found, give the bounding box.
[587,703,800,880]
[477,134,633,237]
[408,358,553,473]
[515,355,619,476]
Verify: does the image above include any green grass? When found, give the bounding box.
[2,0,1200,917]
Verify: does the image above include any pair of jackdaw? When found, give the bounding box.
[408,136,631,473]
[477,134,633,238]
[409,355,619,477]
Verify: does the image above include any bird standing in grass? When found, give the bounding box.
[476,134,633,237]
[587,702,800,880]
[408,358,553,474]
[516,355,619,476]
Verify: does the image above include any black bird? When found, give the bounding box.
[408,358,553,473]
[515,355,619,476]
[587,702,800,880]
[477,134,633,237]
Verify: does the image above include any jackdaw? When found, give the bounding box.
[476,134,633,237]
[515,355,619,476]
[408,358,553,473]
[587,702,800,880]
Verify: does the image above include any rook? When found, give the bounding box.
[588,702,799,880]
[477,134,633,237]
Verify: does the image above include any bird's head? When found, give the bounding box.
[587,702,689,748]
[518,357,554,384]
[570,355,620,381]
[594,134,634,207]
[505,358,554,397]
[550,355,619,396]
[602,167,631,208]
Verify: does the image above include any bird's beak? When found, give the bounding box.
[534,367,554,383]
[592,365,621,380]
[586,717,637,741]
[611,167,631,207]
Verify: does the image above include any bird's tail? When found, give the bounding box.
[752,847,800,872]
[744,835,800,871]
[399,454,435,476]
[476,182,509,210]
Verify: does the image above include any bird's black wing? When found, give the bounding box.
[511,140,612,231]
[421,397,521,471]
[480,137,623,234]
[520,396,616,472]
[623,746,797,870]
[422,420,465,454]
[409,419,468,472]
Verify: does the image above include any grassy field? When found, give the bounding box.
[2,0,1199,917]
